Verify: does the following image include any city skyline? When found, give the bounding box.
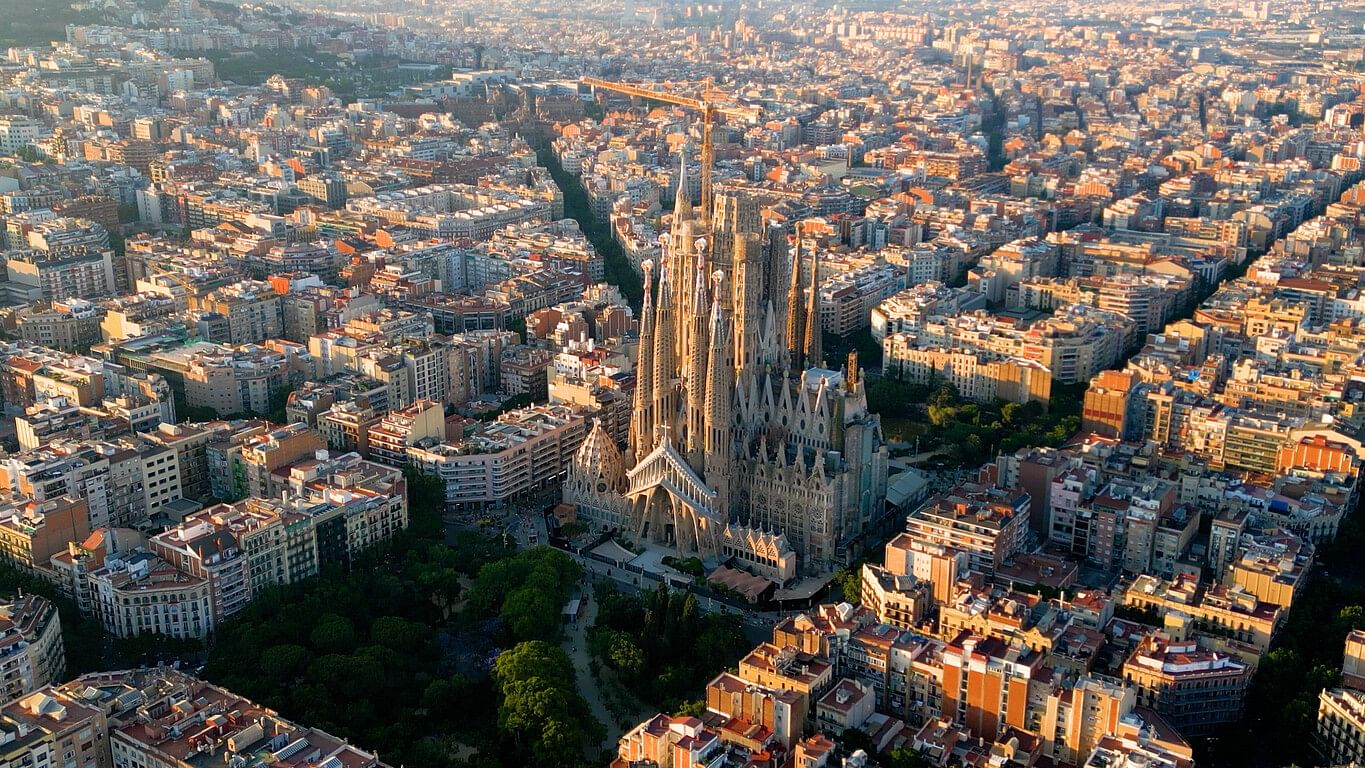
[0,0,1363,767]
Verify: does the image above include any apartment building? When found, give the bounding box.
[352,351,411,412]
[147,512,252,626]
[0,438,183,529]
[6,247,117,301]
[736,643,835,731]
[969,237,1060,304]
[345,183,552,240]
[0,116,49,152]
[204,420,272,502]
[179,343,313,417]
[870,282,987,342]
[15,399,98,452]
[1344,630,1365,690]
[87,455,404,640]
[881,533,968,606]
[1042,677,1139,767]
[902,480,1030,576]
[793,735,838,768]
[99,294,179,343]
[25,358,105,410]
[842,622,945,724]
[1227,533,1312,610]
[818,264,904,335]
[0,687,108,768]
[1318,687,1365,767]
[279,285,382,343]
[296,175,347,209]
[1082,370,1142,438]
[548,371,631,448]
[936,586,1101,663]
[87,550,214,639]
[317,399,383,458]
[17,300,103,354]
[1016,309,1131,384]
[859,564,933,631]
[499,346,553,400]
[1123,574,1281,653]
[1083,713,1195,768]
[1061,476,1180,574]
[885,306,1128,386]
[0,595,65,701]
[705,672,802,748]
[0,497,91,572]
[1121,635,1251,737]
[140,422,219,503]
[344,310,432,342]
[188,280,283,345]
[367,399,445,468]
[882,344,1052,405]
[239,423,326,500]
[616,714,725,768]
[280,451,408,557]
[408,404,585,511]
[814,679,877,736]
[59,669,391,768]
[940,632,1048,743]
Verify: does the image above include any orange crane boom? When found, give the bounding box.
[582,76,757,223]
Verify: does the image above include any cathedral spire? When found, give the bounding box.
[765,222,790,337]
[671,153,697,364]
[760,298,786,374]
[704,270,733,516]
[803,228,822,369]
[630,259,656,464]
[651,255,677,444]
[684,246,710,472]
[785,227,805,373]
[733,232,763,382]
[673,144,693,223]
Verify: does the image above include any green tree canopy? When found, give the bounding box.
[309,613,357,654]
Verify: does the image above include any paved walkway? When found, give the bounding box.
[564,592,653,757]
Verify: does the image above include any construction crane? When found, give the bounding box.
[582,77,759,223]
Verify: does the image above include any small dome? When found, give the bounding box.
[574,419,625,491]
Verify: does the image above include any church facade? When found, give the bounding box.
[566,167,889,577]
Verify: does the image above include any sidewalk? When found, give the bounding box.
[563,593,653,757]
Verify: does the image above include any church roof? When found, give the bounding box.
[626,428,718,515]
[575,419,625,487]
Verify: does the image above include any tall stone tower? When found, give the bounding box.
[683,259,710,472]
[629,260,655,464]
[703,271,734,516]
[566,188,889,576]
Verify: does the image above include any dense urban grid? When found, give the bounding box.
[0,0,1362,767]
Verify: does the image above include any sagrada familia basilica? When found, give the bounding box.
[565,164,890,579]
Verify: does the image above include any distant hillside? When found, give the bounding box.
[0,0,104,47]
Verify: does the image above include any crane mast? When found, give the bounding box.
[581,76,756,223]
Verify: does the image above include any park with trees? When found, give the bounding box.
[200,470,603,768]
[866,376,1083,466]
[587,583,750,715]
